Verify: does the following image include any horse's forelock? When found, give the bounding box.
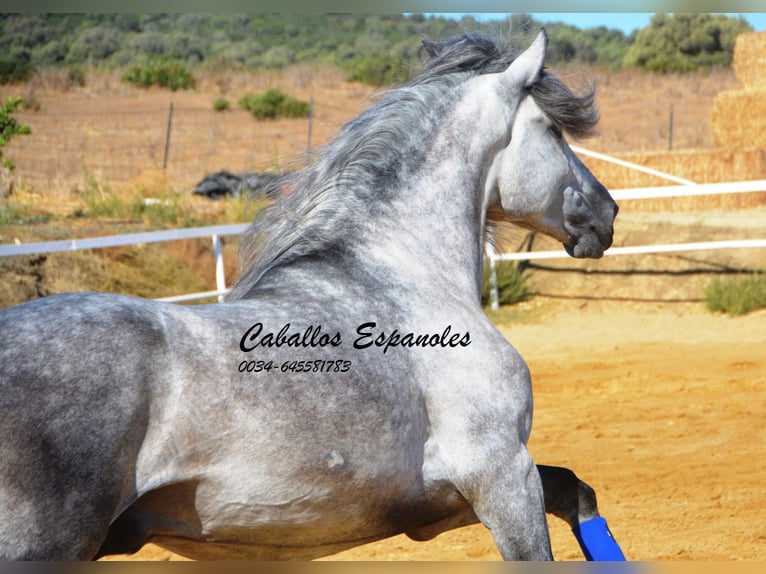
[416,33,598,140]
[529,72,599,140]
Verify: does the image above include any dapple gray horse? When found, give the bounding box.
[0,31,620,560]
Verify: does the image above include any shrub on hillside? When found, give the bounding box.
[66,26,122,63]
[238,88,310,120]
[345,55,409,86]
[0,59,35,84]
[123,60,195,91]
[213,97,230,112]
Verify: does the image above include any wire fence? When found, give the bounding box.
[10,97,361,194]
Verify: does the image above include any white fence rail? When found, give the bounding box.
[0,223,248,303]
[490,239,766,263]
[2,173,765,305]
[570,144,697,186]
[0,223,249,257]
[610,179,766,201]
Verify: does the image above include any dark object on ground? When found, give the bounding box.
[193,171,284,200]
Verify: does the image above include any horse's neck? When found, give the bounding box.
[356,160,487,302]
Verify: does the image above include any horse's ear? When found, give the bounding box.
[500,28,547,90]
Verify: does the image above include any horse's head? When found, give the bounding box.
[485,30,617,258]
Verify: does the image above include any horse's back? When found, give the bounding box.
[0,293,163,559]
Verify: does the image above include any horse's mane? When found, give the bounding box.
[226,33,597,300]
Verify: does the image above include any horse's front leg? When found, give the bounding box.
[537,464,626,561]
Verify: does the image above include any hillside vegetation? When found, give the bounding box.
[0,13,753,88]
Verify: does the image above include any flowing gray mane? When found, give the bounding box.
[227,33,598,301]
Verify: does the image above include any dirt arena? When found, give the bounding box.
[102,293,765,562]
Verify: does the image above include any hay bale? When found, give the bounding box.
[733,31,766,88]
[584,148,766,188]
[711,87,766,149]
[619,189,766,213]
[582,149,766,211]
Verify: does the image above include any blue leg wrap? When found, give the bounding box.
[572,516,626,561]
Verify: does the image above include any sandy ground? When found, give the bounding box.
[103,298,766,562]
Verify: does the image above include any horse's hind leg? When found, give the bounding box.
[537,464,625,560]
[0,406,145,559]
[0,431,111,559]
[537,464,598,527]
[461,447,553,560]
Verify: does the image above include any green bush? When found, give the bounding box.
[0,200,29,224]
[68,65,87,87]
[481,261,530,307]
[123,60,195,91]
[238,88,310,120]
[0,59,35,84]
[78,174,130,219]
[704,273,766,316]
[345,55,409,86]
[66,26,122,63]
[213,97,230,112]
[0,96,32,171]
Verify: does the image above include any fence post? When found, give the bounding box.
[307,95,314,153]
[163,102,174,170]
[212,234,226,302]
[489,254,499,311]
[668,103,674,151]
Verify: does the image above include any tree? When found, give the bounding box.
[623,13,752,73]
[66,26,122,64]
[0,96,31,188]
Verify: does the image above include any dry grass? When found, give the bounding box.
[5,65,375,215]
[616,190,766,213]
[733,31,766,88]
[2,64,745,210]
[585,66,738,153]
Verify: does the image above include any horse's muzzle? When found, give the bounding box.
[562,187,616,259]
